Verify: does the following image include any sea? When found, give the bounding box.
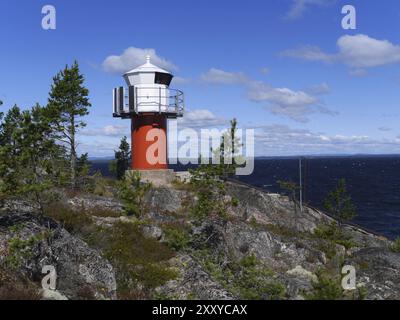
[91,155,400,240]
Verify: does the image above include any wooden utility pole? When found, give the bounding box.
[299,157,303,212]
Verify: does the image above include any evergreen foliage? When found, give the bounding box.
[47,61,91,188]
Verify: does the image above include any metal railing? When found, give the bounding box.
[115,86,184,117]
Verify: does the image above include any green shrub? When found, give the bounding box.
[194,250,285,300]
[188,167,232,221]
[43,202,92,234]
[231,197,239,207]
[315,241,338,260]
[355,286,368,300]
[306,270,343,300]
[92,171,113,197]
[5,235,43,270]
[391,237,400,253]
[323,178,357,224]
[162,222,191,251]
[44,202,176,297]
[89,221,177,297]
[232,255,284,300]
[118,171,151,217]
[313,223,356,249]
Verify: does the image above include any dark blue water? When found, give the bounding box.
[235,156,400,240]
[91,156,400,240]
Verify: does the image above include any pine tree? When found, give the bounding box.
[212,118,242,179]
[109,136,131,180]
[323,178,357,225]
[0,104,64,213]
[77,153,91,177]
[0,105,23,204]
[278,180,300,214]
[47,61,91,188]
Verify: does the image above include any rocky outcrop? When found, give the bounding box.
[1,180,399,300]
[157,254,233,300]
[68,195,124,214]
[146,182,400,300]
[225,181,331,233]
[347,247,400,300]
[0,213,116,300]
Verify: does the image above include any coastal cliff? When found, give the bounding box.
[0,180,399,300]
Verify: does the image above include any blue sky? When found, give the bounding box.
[1,0,400,157]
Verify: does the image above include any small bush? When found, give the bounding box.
[306,270,343,300]
[313,223,356,249]
[162,222,191,251]
[89,221,177,297]
[194,250,284,300]
[118,171,151,217]
[232,255,284,300]
[390,237,400,253]
[43,202,92,234]
[6,235,43,270]
[352,286,368,300]
[315,241,338,260]
[92,172,113,197]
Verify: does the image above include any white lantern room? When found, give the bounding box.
[113,55,184,118]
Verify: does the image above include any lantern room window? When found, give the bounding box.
[155,72,173,86]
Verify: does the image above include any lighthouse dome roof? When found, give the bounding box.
[124,55,171,76]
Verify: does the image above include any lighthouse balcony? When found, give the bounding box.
[113,86,184,119]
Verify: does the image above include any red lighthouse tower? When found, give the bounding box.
[113,55,184,173]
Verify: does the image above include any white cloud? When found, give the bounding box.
[338,34,400,68]
[248,82,321,122]
[201,68,248,85]
[80,125,129,137]
[253,124,400,156]
[178,109,228,129]
[285,0,336,20]
[282,45,333,62]
[247,78,333,123]
[78,122,400,157]
[201,68,334,122]
[305,82,330,95]
[102,47,177,74]
[283,34,400,69]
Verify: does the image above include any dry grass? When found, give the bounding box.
[0,284,41,300]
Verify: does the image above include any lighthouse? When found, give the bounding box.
[113,55,184,182]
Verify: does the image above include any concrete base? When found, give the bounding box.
[129,169,176,187]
